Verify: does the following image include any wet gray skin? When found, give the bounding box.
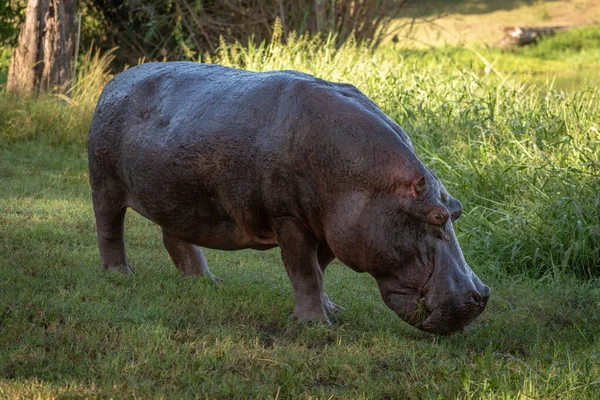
[324,172,490,335]
[376,185,489,334]
[88,62,489,335]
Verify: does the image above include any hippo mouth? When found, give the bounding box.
[384,292,477,335]
[415,253,437,330]
[379,253,436,328]
[380,251,488,335]
[416,279,490,335]
[381,290,430,327]
[386,292,482,335]
[417,297,488,335]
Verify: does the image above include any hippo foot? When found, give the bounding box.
[179,268,223,281]
[205,272,224,282]
[290,309,331,325]
[103,263,135,274]
[322,293,345,314]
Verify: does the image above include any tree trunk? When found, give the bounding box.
[7,0,76,96]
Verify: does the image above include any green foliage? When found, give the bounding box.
[83,0,401,68]
[517,25,600,62]
[0,47,11,75]
[0,0,24,47]
[398,80,600,279]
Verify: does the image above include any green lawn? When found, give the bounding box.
[1,141,599,398]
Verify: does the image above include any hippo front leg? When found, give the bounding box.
[273,217,329,323]
[162,231,222,281]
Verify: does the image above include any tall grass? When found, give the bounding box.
[1,35,598,278]
[210,35,600,279]
[0,48,114,147]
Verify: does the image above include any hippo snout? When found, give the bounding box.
[377,268,490,335]
[470,284,491,306]
[419,283,491,335]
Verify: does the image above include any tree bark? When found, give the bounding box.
[7,0,76,96]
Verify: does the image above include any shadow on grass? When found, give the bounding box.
[2,217,599,397]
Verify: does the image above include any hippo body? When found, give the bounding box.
[89,62,489,334]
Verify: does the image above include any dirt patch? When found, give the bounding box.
[391,0,599,46]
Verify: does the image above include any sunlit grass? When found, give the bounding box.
[1,142,599,398]
[0,48,114,147]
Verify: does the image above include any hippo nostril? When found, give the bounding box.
[471,290,482,303]
[482,285,491,299]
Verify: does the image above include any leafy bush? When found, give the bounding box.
[0,47,12,72]
[82,0,403,67]
[0,0,24,47]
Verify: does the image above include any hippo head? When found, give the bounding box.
[325,170,490,335]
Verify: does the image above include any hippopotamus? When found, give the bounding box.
[88,62,490,334]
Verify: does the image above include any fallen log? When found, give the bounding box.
[496,25,570,48]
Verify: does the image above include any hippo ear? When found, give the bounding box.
[411,176,426,198]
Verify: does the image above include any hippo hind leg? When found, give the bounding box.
[317,244,345,316]
[162,231,222,281]
[91,180,134,274]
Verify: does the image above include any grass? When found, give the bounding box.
[516,24,600,61]
[1,142,599,398]
[390,1,600,90]
[1,23,600,398]
[385,24,600,87]
[0,48,113,147]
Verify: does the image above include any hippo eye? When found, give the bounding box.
[427,207,449,227]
